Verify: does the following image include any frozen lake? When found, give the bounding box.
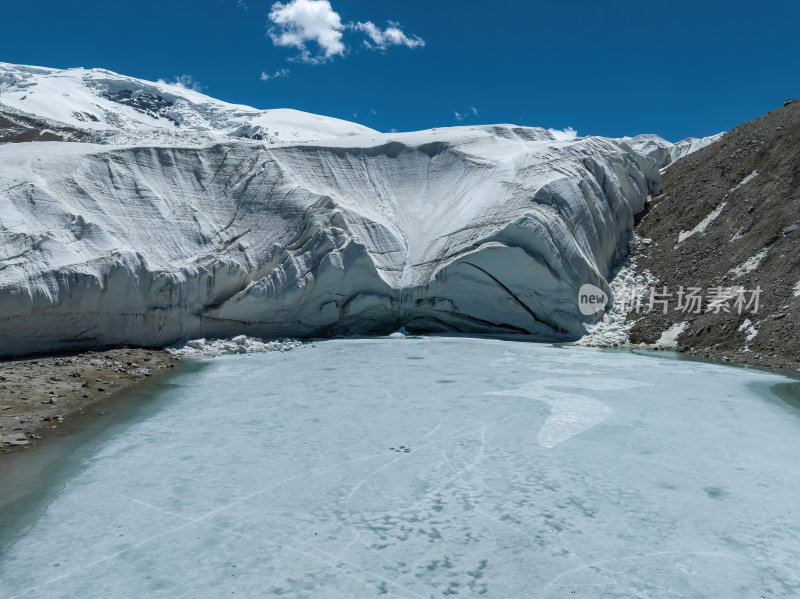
[1,337,800,598]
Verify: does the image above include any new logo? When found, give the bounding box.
[578,284,608,316]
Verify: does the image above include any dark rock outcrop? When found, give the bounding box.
[629,102,800,371]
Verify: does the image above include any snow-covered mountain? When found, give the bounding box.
[621,133,723,168]
[0,63,375,145]
[0,63,714,356]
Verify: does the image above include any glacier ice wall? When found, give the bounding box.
[0,125,660,356]
[621,133,724,168]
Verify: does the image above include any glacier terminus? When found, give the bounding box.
[0,63,718,355]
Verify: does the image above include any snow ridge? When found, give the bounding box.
[0,62,375,146]
[621,133,723,169]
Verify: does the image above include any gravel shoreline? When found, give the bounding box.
[0,348,180,453]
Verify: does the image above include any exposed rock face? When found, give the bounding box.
[0,109,91,144]
[628,101,800,371]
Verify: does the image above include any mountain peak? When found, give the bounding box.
[0,62,376,146]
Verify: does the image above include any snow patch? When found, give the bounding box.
[730,170,759,192]
[677,202,727,243]
[655,321,688,349]
[738,318,759,347]
[387,327,412,338]
[730,249,768,278]
[167,336,302,356]
[492,376,649,448]
[577,236,658,347]
[793,281,800,297]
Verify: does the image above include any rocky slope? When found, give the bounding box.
[627,99,800,371]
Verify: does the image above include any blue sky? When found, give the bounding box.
[2,0,798,141]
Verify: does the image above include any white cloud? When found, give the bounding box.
[454,106,479,122]
[260,68,291,81]
[268,0,345,64]
[266,1,425,62]
[353,21,425,50]
[158,75,203,92]
[237,0,248,11]
[547,127,578,141]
